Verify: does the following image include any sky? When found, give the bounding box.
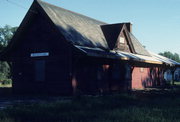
[0,0,180,54]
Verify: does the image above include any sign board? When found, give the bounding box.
[30,52,49,57]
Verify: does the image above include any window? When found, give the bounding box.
[140,68,144,72]
[119,37,125,44]
[35,60,45,81]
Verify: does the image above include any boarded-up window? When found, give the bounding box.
[35,60,45,81]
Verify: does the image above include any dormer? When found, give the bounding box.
[101,23,135,53]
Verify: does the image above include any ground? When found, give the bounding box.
[0,83,179,122]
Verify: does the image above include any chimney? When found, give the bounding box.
[125,22,132,33]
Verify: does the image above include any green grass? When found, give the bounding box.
[0,83,179,122]
[0,79,12,88]
[0,84,12,88]
[0,91,179,122]
[175,81,180,85]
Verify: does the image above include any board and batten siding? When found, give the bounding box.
[11,11,73,94]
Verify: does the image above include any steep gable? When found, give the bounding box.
[101,23,151,56]
[101,23,135,53]
[0,1,39,60]
[115,25,135,53]
[101,24,124,50]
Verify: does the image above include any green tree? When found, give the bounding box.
[159,51,180,63]
[0,25,17,82]
[0,44,4,52]
[0,62,10,81]
[173,53,180,62]
[0,25,17,50]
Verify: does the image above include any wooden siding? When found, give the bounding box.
[72,59,131,95]
[132,67,165,89]
[11,11,73,95]
[116,30,131,53]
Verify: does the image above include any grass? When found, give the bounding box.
[175,81,180,85]
[0,79,12,88]
[0,90,179,122]
[0,83,179,122]
[0,84,12,88]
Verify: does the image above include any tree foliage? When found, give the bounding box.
[0,25,17,49]
[159,51,180,63]
[0,25,17,81]
[0,62,11,81]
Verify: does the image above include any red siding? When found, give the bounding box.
[132,67,149,89]
[132,67,165,89]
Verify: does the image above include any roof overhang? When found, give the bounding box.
[150,52,180,68]
[74,45,164,67]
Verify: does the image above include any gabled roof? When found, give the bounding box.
[37,0,109,50]
[37,0,152,57]
[128,32,150,56]
[101,23,150,56]
[1,0,178,67]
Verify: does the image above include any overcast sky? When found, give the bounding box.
[0,0,180,54]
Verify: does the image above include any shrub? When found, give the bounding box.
[2,79,12,85]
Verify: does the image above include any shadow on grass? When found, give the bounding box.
[0,86,180,122]
[0,88,12,96]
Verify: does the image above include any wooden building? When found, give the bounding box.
[0,0,179,94]
[132,53,180,89]
[132,67,165,89]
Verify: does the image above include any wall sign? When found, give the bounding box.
[30,52,49,57]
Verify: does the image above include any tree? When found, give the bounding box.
[159,51,180,63]
[0,25,17,50]
[0,62,10,81]
[173,53,180,62]
[0,25,17,82]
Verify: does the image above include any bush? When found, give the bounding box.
[0,72,6,82]
[2,79,12,85]
[0,61,11,80]
[0,61,11,86]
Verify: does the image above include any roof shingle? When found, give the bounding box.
[38,0,109,50]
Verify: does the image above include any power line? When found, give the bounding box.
[6,0,37,14]
[6,0,28,10]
